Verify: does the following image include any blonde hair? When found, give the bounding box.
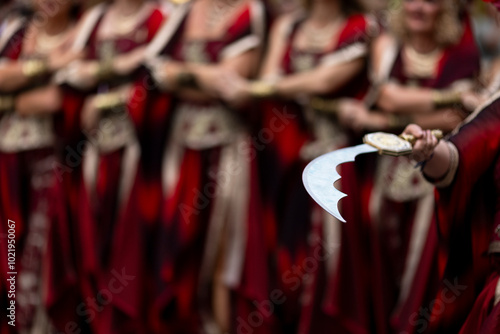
[390,0,462,47]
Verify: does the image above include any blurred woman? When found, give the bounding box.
[142,0,271,332]
[337,0,480,332]
[54,0,164,332]
[0,0,80,332]
[217,0,377,332]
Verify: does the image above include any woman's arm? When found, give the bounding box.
[377,83,436,114]
[371,34,464,114]
[411,108,466,133]
[152,47,259,103]
[406,98,500,188]
[340,105,465,134]
[274,58,364,98]
[0,61,33,92]
[258,14,294,80]
[15,85,63,116]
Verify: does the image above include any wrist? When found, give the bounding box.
[176,71,198,89]
[0,95,15,112]
[310,97,340,114]
[22,59,48,78]
[387,114,412,130]
[249,81,276,98]
[93,91,127,111]
[415,152,435,171]
[432,90,462,109]
[97,60,114,80]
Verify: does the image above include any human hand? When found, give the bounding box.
[402,124,439,162]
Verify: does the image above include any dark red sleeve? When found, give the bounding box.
[59,86,86,147]
[448,98,500,194]
[434,98,500,268]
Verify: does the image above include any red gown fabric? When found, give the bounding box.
[369,18,481,334]
[458,273,500,334]
[0,15,80,333]
[49,5,165,334]
[146,1,276,333]
[256,13,376,334]
[427,93,500,333]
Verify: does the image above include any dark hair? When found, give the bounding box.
[7,3,34,19]
[9,1,82,20]
[302,0,365,14]
[341,0,365,15]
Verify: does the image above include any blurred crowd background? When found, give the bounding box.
[1,0,500,333]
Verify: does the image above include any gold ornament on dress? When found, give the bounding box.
[402,45,442,79]
[300,18,342,51]
[249,81,276,98]
[35,29,69,55]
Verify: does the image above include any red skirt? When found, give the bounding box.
[154,135,277,334]
[0,149,75,332]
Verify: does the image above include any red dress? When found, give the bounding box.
[0,14,78,333]
[144,1,275,333]
[424,92,500,333]
[52,4,164,333]
[368,19,480,334]
[256,13,377,334]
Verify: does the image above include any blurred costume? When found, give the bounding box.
[0,12,75,333]
[144,1,274,333]
[256,10,377,334]
[368,16,480,334]
[54,3,164,333]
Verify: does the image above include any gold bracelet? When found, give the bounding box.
[432,90,462,109]
[0,95,15,112]
[388,114,412,129]
[249,81,276,98]
[22,59,48,78]
[97,61,114,80]
[94,92,126,111]
[310,97,340,114]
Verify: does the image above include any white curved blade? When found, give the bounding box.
[302,144,377,223]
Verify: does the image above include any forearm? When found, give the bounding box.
[422,141,451,180]
[0,62,34,92]
[16,85,63,116]
[275,60,363,98]
[377,84,435,114]
[63,60,100,90]
[371,108,465,133]
[411,109,466,133]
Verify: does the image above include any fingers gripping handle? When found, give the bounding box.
[399,129,443,146]
[363,130,444,157]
